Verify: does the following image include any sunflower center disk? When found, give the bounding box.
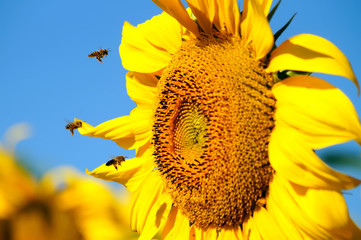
[153,34,276,228]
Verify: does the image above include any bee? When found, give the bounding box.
[65,121,82,136]
[106,156,126,170]
[88,48,109,63]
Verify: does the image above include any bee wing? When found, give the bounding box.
[108,155,128,160]
[64,119,72,127]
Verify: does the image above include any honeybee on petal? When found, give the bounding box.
[65,121,82,136]
[106,156,126,170]
[88,48,109,63]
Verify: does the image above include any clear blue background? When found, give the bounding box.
[1,0,361,228]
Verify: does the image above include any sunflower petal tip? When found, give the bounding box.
[355,80,360,96]
[123,21,131,27]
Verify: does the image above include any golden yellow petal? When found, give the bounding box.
[349,220,361,240]
[287,180,361,239]
[126,72,158,108]
[217,0,241,35]
[130,171,164,234]
[76,116,140,149]
[129,106,154,138]
[267,34,359,92]
[269,175,331,239]
[241,220,252,240]
[161,207,190,240]
[0,149,36,218]
[119,21,172,73]
[204,227,218,240]
[243,218,262,240]
[186,0,216,34]
[218,226,243,240]
[269,123,361,190]
[266,193,304,240]
[52,170,129,240]
[256,0,272,16]
[137,11,183,55]
[75,107,153,150]
[270,175,359,239]
[86,148,155,192]
[138,193,173,240]
[241,0,274,59]
[272,75,361,147]
[251,207,288,239]
[292,186,355,239]
[152,0,199,36]
[189,225,204,240]
[39,167,78,196]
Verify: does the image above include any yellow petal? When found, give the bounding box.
[349,220,361,240]
[241,0,274,59]
[272,75,361,147]
[189,225,204,240]
[137,11,183,55]
[138,193,173,240]
[129,106,154,140]
[256,0,272,16]
[75,106,153,150]
[292,187,356,239]
[241,220,252,240]
[152,0,199,36]
[86,148,155,192]
[269,123,361,190]
[266,193,304,240]
[186,0,216,34]
[251,207,288,240]
[119,21,172,73]
[52,170,128,240]
[243,218,262,240]
[130,171,164,234]
[217,0,241,35]
[161,207,190,240]
[126,72,158,108]
[269,175,336,239]
[218,226,243,240]
[203,227,218,240]
[267,34,359,92]
[270,175,361,239]
[0,149,36,218]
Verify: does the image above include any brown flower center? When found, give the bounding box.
[152,33,276,229]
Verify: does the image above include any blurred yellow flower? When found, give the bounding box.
[0,147,137,240]
[75,0,361,239]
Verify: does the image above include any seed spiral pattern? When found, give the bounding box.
[152,33,276,228]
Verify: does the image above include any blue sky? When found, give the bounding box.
[1,0,361,227]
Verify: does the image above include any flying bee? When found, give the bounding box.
[88,48,109,63]
[106,156,126,170]
[65,121,82,136]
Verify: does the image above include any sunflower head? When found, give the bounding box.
[153,31,276,228]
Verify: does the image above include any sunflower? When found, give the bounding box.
[76,0,361,239]
[0,145,137,240]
